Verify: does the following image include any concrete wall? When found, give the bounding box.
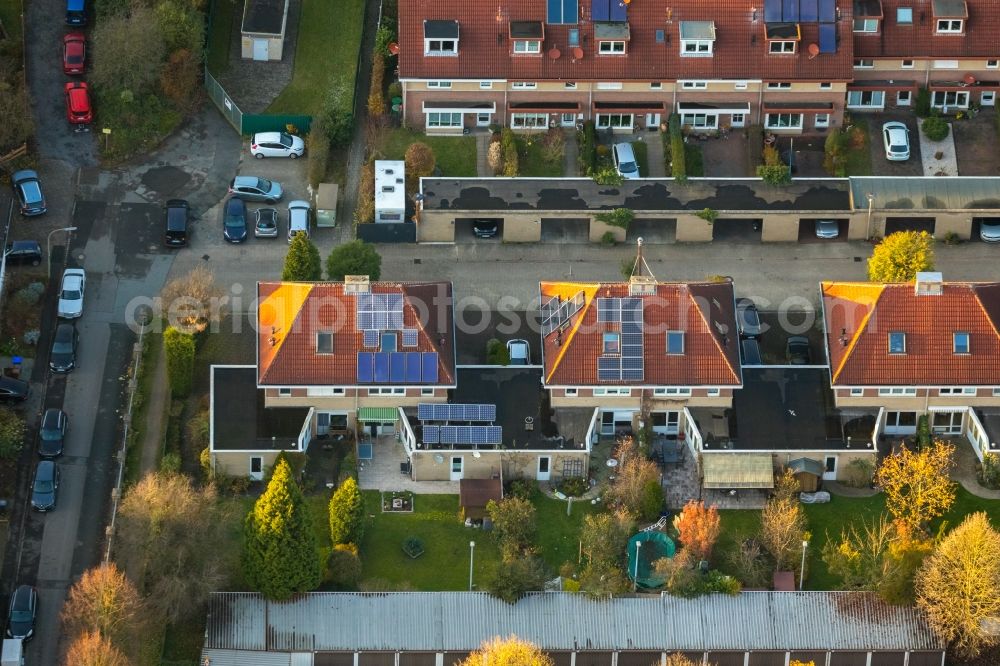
[770,450,878,482]
[212,449,282,478]
[411,449,589,482]
[675,213,715,242]
[589,217,626,243]
[417,213,456,242]
[503,213,542,242]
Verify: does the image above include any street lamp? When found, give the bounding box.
[799,539,809,590]
[633,540,641,592]
[469,540,476,591]
[46,226,78,273]
[865,193,875,240]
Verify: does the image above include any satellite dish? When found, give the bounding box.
[807,43,820,57]
[572,47,584,60]
[434,454,445,464]
[548,48,561,59]
[473,450,482,458]
[388,42,400,55]
[964,73,977,85]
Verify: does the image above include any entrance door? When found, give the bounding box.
[932,411,964,435]
[561,113,577,127]
[729,113,746,128]
[645,113,662,130]
[250,456,264,481]
[450,456,463,481]
[884,411,918,435]
[600,411,615,436]
[651,411,680,435]
[476,113,492,127]
[823,455,838,481]
[252,39,269,61]
[537,456,551,481]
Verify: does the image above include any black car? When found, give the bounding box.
[736,298,762,338]
[0,376,29,402]
[6,585,36,641]
[31,460,59,512]
[163,199,189,247]
[472,219,499,238]
[785,335,812,365]
[223,197,248,243]
[49,323,78,373]
[38,408,67,458]
[4,241,42,267]
[11,170,46,217]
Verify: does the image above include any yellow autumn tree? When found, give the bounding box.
[867,230,935,282]
[457,636,554,666]
[916,512,1000,658]
[875,440,956,533]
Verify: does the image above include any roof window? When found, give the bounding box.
[888,332,906,354]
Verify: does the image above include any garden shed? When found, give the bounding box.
[241,0,290,61]
[459,478,502,519]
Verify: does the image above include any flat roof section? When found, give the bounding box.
[852,177,1000,211]
[421,178,852,213]
[242,0,286,34]
[211,366,310,451]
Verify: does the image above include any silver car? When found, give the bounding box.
[57,268,85,319]
[815,219,839,239]
[980,219,1000,243]
[255,208,279,238]
[287,200,311,243]
[228,176,283,204]
[250,132,304,159]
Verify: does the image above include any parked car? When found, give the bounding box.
[62,33,86,75]
[0,376,29,403]
[65,0,86,25]
[254,208,279,238]
[612,142,640,180]
[472,219,499,238]
[250,131,304,159]
[507,339,530,365]
[31,461,59,512]
[287,200,311,243]
[163,199,189,247]
[57,268,86,319]
[64,82,93,128]
[228,176,283,203]
[736,298,762,338]
[882,121,910,161]
[740,338,762,365]
[49,324,78,373]
[12,170,47,217]
[4,241,42,266]
[980,219,1000,243]
[38,408,67,459]
[815,219,840,239]
[223,197,248,243]
[785,335,812,365]
[6,585,36,641]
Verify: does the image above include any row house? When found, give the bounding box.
[821,272,1000,461]
[849,0,999,113]
[399,0,853,135]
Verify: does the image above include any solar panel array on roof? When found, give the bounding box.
[764,0,782,22]
[417,404,497,422]
[818,0,836,21]
[818,22,836,53]
[766,0,828,22]
[357,351,438,384]
[423,425,440,444]
[541,291,586,336]
[436,426,503,445]
[782,0,799,21]
[363,330,379,348]
[609,0,626,22]
[800,0,818,20]
[547,0,577,24]
[356,293,405,331]
[597,298,644,382]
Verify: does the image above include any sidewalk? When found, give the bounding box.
[476,134,491,177]
[950,439,1000,500]
[563,130,579,176]
[643,133,666,177]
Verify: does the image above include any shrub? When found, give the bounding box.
[695,208,718,224]
[326,240,381,281]
[327,545,362,588]
[756,164,791,185]
[596,143,610,158]
[159,451,182,474]
[596,207,633,229]
[669,114,686,181]
[487,140,503,174]
[578,121,597,174]
[500,129,519,176]
[158,48,200,111]
[14,282,45,305]
[354,161,376,225]
[402,536,425,558]
[558,476,589,497]
[593,166,624,186]
[915,87,931,118]
[329,477,364,545]
[639,477,665,521]
[163,326,195,398]
[762,145,781,167]
[921,115,949,141]
[404,141,436,190]
[541,127,565,164]
[306,120,331,189]
[823,129,848,177]
[603,232,618,247]
[486,338,510,365]
[842,458,875,488]
[916,414,932,448]
[320,83,355,148]
[387,81,402,101]
[507,478,538,500]
[0,408,25,459]
[979,453,1000,490]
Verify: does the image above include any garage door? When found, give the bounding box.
[712,218,762,243]
[627,218,676,243]
[798,218,847,242]
[455,217,502,241]
[884,217,935,235]
[541,218,589,242]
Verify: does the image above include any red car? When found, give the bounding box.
[64,82,92,127]
[62,33,86,75]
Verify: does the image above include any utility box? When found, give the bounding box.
[374,160,406,223]
[316,182,339,227]
[2,639,24,666]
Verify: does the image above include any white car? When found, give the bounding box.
[882,122,910,161]
[57,268,86,319]
[287,200,311,243]
[981,219,1000,243]
[250,131,304,159]
[507,339,530,365]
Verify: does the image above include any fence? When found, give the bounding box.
[204,68,313,135]
[205,69,244,133]
[357,222,416,243]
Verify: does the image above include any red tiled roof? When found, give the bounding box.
[256,282,456,386]
[400,0,855,83]
[539,280,741,387]
[854,0,997,58]
[822,281,1000,386]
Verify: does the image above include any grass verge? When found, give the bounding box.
[123,330,162,487]
[266,0,365,115]
[96,91,183,162]
[685,143,705,177]
[206,0,236,76]
[844,118,873,176]
[375,128,477,177]
[533,494,599,570]
[0,0,22,42]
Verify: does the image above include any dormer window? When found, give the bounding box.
[424,20,459,56]
[679,21,715,57]
[932,0,967,33]
[765,22,800,53]
[603,332,620,355]
[852,0,883,32]
[936,18,963,33]
[888,331,906,354]
[954,332,970,354]
[316,332,334,354]
[510,21,543,55]
[667,331,685,355]
[595,22,629,55]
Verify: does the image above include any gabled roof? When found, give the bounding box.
[256,281,456,387]
[539,279,741,387]
[821,280,1000,386]
[400,0,855,83]
[854,0,996,58]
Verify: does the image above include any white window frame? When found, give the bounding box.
[982,91,997,107]
[653,388,692,397]
[935,19,963,34]
[819,82,833,89]
[932,90,969,108]
[426,112,463,129]
[681,39,713,56]
[598,40,626,54]
[994,388,1000,397]
[594,387,632,396]
[596,113,633,129]
[988,60,1000,69]
[680,113,718,129]
[939,387,976,395]
[650,82,662,89]
[878,387,918,396]
[854,59,875,69]
[681,81,707,89]
[815,113,830,128]
[735,81,748,90]
[420,387,435,396]
[847,90,886,109]
[850,388,864,396]
[426,81,452,89]
[564,388,578,397]
[765,113,803,129]
[564,82,578,89]
[513,40,541,54]
[853,18,879,32]
[730,113,746,127]
[897,90,912,106]
[706,388,721,397]
[424,39,457,56]
[896,7,913,23]
[368,387,405,396]
[766,82,791,89]
[901,59,914,69]
[278,387,292,396]
[933,60,959,69]
[306,387,345,397]
[510,113,549,129]
[511,81,537,90]
[666,331,685,355]
[480,81,493,89]
[596,82,623,90]
[769,40,796,53]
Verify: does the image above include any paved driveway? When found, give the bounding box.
[868,112,923,176]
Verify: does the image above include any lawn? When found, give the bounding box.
[684,143,705,176]
[205,0,236,76]
[533,494,600,569]
[631,141,648,177]
[0,0,22,43]
[517,134,564,177]
[843,118,873,176]
[266,0,366,115]
[375,128,477,178]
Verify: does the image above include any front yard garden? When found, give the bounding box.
[375,128,477,178]
[516,131,566,177]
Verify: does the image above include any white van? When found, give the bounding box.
[612,142,640,180]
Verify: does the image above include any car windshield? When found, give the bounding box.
[279,133,293,147]
[167,209,185,230]
[619,160,637,173]
[34,478,53,493]
[9,609,31,622]
[61,288,81,300]
[225,215,244,227]
[66,53,83,63]
[52,340,72,354]
[41,424,61,440]
[255,178,272,191]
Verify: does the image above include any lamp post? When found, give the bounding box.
[799,539,809,590]
[633,540,641,592]
[46,226,78,274]
[468,540,476,591]
[865,193,875,240]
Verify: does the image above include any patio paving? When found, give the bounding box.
[699,132,750,177]
[918,118,958,176]
[662,444,701,510]
[358,434,459,494]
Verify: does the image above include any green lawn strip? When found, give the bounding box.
[517,135,563,177]
[630,141,648,177]
[0,0,22,43]
[714,509,762,580]
[845,118,873,176]
[206,0,236,76]
[533,494,600,571]
[376,128,477,177]
[359,491,500,590]
[266,0,365,115]
[684,143,705,177]
[801,494,886,590]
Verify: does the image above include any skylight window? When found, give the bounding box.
[603,332,620,355]
[954,332,970,354]
[888,332,906,354]
[316,332,334,354]
[667,331,685,355]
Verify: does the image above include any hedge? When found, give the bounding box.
[163,326,195,398]
[668,114,686,181]
[578,120,597,175]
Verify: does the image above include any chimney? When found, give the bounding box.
[344,275,371,293]
[915,272,943,296]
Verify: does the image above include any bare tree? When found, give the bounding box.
[605,437,662,519]
[61,564,146,646]
[64,631,131,666]
[90,5,166,94]
[159,265,226,334]
[759,470,808,572]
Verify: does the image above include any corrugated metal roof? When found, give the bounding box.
[202,648,291,666]
[850,177,1000,211]
[702,453,775,489]
[204,592,943,653]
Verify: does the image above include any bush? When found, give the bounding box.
[823,129,848,177]
[762,145,781,167]
[595,207,633,229]
[159,48,200,111]
[578,120,597,174]
[487,140,502,174]
[402,536,425,558]
[979,453,1000,490]
[921,115,949,141]
[367,52,386,116]
[695,208,717,224]
[0,408,25,459]
[603,232,618,247]
[354,160,376,225]
[326,240,382,281]
[669,114,686,181]
[500,128,519,176]
[756,164,791,185]
[387,81,402,101]
[329,477,364,545]
[163,326,195,398]
[507,478,538,500]
[592,167,624,186]
[320,83,354,148]
[486,338,509,365]
[541,127,565,164]
[639,477,665,521]
[746,125,764,173]
[14,282,45,305]
[915,87,931,118]
[327,545,362,588]
[917,414,932,448]
[404,141,436,190]
[307,119,332,189]
[159,451,182,474]
[558,476,589,497]
[842,458,875,488]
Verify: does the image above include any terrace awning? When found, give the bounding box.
[357,407,399,423]
[702,453,774,489]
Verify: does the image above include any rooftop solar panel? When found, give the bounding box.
[782,0,799,21]
[487,426,502,444]
[357,352,374,383]
[764,0,783,22]
[800,0,818,20]
[402,329,418,347]
[441,426,458,444]
[406,352,422,383]
[374,352,390,383]
[818,22,836,52]
[363,330,379,348]
[597,368,621,381]
[390,352,406,383]
[622,369,644,380]
[358,312,374,330]
[421,352,439,383]
[591,0,609,21]
[609,0,626,22]
[622,356,644,369]
[418,404,434,421]
[818,0,835,22]
[423,425,439,444]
